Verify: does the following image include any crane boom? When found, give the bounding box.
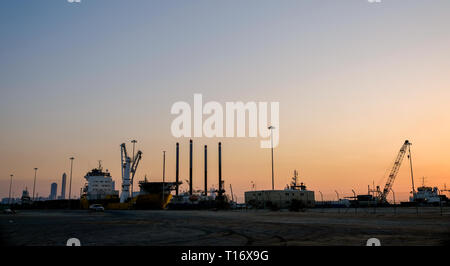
[130,150,142,186]
[120,143,142,203]
[120,143,128,179]
[229,184,234,202]
[379,140,411,202]
[120,143,131,203]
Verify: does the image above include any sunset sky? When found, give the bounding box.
[1,0,450,202]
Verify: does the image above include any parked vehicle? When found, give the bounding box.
[3,208,15,214]
[88,204,104,212]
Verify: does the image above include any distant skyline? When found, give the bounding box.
[1,0,450,202]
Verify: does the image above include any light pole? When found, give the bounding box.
[131,140,137,196]
[437,188,442,216]
[68,157,74,209]
[8,174,13,206]
[32,168,38,201]
[268,126,275,190]
[131,140,137,162]
[390,188,396,215]
[319,191,324,212]
[335,190,340,213]
[162,150,166,206]
[352,189,357,214]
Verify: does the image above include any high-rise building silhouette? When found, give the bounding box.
[60,173,67,199]
[50,182,57,200]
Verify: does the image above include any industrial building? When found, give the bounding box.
[245,189,315,209]
[245,171,315,209]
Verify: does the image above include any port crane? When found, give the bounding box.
[377,140,413,203]
[229,184,234,202]
[120,143,142,203]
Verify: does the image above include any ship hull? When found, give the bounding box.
[135,193,172,209]
[81,194,172,210]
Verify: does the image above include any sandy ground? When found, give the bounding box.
[1,208,449,246]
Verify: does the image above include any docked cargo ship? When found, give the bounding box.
[134,177,179,209]
[80,162,120,208]
[20,188,32,205]
[409,186,443,205]
[402,178,448,206]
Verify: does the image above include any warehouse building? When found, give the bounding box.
[245,189,315,209]
[245,171,315,209]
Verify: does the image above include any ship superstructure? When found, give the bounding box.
[21,188,31,205]
[410,178,443,205]
[82,162,119,201]
[410,186,441,204]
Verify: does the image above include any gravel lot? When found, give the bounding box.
[1,208,449,246]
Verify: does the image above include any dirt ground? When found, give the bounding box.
[1,208,449,246]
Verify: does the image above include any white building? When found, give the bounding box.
[245,189,315,209]
[245,172,315,209]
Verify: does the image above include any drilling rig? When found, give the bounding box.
[120,143,142,203]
